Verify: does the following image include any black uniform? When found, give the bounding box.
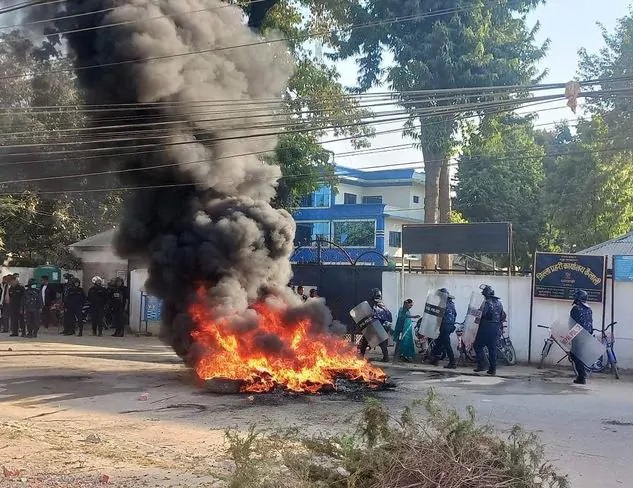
[109,284,127,337]
[8,283,26,337]
[88,284,109,336]
[24,285,43,338]
[63,283,86,335]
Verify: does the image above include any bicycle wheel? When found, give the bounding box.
[502,342,517,366]
[607,348,620,379]
[538,340,553,369]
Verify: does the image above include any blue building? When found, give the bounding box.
[292,165,425,265]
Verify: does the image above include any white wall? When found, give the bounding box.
[129,268,161,335]
[382,272,632,368]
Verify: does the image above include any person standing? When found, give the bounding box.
[473,284,504,376]
[8,276,26,337]
[393,299,420,362]
[88,276,109,336]
[109,277,127,337]
[358,288,393,362]
[63,278,86,336]
[430,288,457,369]
[0,275,11,333]
[570,289,593,385]
[40,275,56,330]
[24,279,42,338]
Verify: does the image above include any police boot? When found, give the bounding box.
[77,325,83,337]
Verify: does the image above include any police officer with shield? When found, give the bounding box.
[570,289,593,385]
[474,284,505,376]
[358,288,393,362]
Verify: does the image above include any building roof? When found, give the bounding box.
[336,165,424,185]
[69,229,116,250]
[577,231,633,256]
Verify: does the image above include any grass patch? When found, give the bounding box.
[224,390,569,488]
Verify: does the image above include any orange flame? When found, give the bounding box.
[190,300,386,393]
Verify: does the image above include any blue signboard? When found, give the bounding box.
[614,255,633,282]
[533,252,606,303]
[143,295,163,321]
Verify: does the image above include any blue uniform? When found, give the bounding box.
[431,298,457,365]
[358,300,392,361]
[570,302,593,381]
[474,296,504,373]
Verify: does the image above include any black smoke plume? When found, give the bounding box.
[6,0,333,364]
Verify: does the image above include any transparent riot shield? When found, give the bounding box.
[462,292,484,346]
[550,318,605,367]
[349,301,389,348]
[417,289,448,340]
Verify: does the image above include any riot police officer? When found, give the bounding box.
[473,284,505,376]
[63,278,86,336]
[430,288,457,369]
[358,288,393,362]
[570,289,593,385]
[109,277,127,337]
[88,276,109,337]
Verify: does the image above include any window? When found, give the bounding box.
[299,186,331,208]
[343,193,357,204]
[388,231,401,248]
[362,195,382,204]
[333,221,376,247]
[413,195,420,204]
[294,221,330,246]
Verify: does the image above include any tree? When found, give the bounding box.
[543,117,633,251]
[251,1,373,211]
[0,30,121,266]
[455,115,545,268]
[540,10,633,251]
[330,0,548,267]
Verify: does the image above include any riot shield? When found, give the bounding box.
[417,289,448,340]
[550,318,605,367]
[462,292,484,346]
[349,301,389,348]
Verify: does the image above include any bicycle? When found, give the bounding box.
[537,322,619,379]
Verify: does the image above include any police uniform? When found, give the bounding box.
[109,282,127,337]
[63,281,86,336]
[358,292,392,362]
[431,295,457,367]
[88,284,109,336]
[570,301,593,384]
[474,290,504,375]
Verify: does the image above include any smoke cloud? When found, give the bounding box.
[6,0,334,363]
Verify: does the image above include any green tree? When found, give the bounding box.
[455,115,545,268]
[243,1,374,211]
[0,31,121,266]
[330,0,548,267]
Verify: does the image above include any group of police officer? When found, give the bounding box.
[358,284,593,383]
[61,275,128,337]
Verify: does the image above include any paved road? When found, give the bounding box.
[384,366,632,487]
[0,334,631,487]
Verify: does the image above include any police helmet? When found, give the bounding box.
[91,276,103,285]
[479,284,495,298]
[573,289,588,303]
[438,287,455,299]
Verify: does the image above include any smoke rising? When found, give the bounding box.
[7,0,334,363]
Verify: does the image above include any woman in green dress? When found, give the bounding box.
[394,299,420,362]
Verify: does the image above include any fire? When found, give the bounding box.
[190,300,386,393]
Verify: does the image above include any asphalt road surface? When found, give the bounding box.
[0,333,630,487]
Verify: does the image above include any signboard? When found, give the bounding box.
[143,295,163,321]
[614,255,633,282]
[533,252,606,303]
[402,222,511,255]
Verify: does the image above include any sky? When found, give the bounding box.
[322,0,632,170]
